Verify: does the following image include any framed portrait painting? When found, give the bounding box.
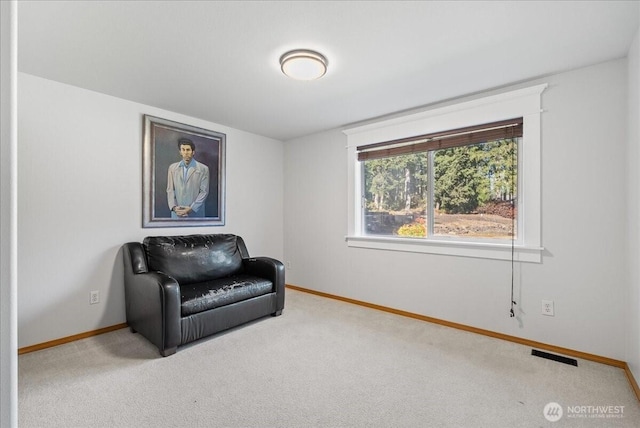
[143,115,226,228]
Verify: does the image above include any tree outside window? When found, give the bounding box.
[362,136,518,241]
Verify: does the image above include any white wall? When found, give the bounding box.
[17,73,284,348]
[1,1,18,426]
[284,58,629,360]
[627,25,640,382]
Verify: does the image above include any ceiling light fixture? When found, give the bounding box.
[279,49,328,81]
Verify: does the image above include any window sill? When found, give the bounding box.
[345,235,543,263]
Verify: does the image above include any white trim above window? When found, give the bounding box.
[343,84,547,263]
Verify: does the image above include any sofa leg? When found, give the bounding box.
[129,326,137,334]
[160,347,177,357]
[271,310,283,317]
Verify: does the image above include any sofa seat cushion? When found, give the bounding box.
[180,274,273,317]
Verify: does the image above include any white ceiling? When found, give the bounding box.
[18,1,640,141]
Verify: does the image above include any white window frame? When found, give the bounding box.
[344,84,547,263]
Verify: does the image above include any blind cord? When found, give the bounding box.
[510,139,517,318]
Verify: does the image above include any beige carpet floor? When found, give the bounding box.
[19,289,640,427]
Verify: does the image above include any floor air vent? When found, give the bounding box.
[531,349,578,366]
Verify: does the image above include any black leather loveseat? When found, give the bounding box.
[122,234,285,356]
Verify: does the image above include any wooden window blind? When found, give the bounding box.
[357,117,523,161]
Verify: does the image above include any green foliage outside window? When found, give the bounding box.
[363,138,517,238]
[397,218,427,237]
[364,139,516,215]
[434,140,517,213]
[364,153,428,213]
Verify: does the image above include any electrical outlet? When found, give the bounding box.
[90,290,100,305]
[542,299,554,316]
[286,261,292,270]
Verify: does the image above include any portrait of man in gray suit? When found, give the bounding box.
[143,115,225,228]
[167,138,210,218]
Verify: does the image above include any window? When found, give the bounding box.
[344,84,546,262]
[359,118,521,243]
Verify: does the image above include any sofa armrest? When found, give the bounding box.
[242,257,285,312]
[123,270,181,354]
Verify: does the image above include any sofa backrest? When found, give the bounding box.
[143,234,245,284]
